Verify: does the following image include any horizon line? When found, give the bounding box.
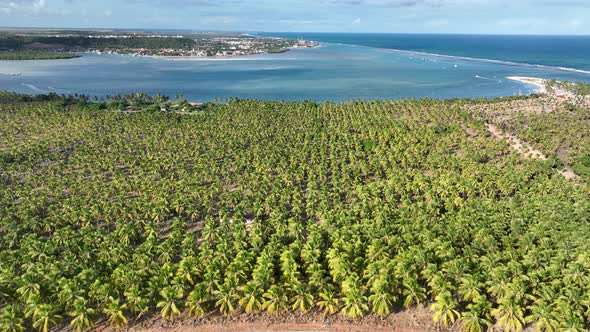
[1,26,589,37]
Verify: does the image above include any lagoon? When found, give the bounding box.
[1,37,590,101]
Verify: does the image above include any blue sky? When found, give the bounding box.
[1,0,589,34]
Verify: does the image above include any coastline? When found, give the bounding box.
[149,55,298,61]
[148,44,319,61]
[506,76,547,94]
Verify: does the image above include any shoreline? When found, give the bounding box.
[149,55,298,61]
[148,45,319,61]
[506,76,548,94]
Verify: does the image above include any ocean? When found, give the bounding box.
[259,33,590,73]
[1,33,590,101]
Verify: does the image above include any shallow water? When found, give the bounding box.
[1,41,590,102]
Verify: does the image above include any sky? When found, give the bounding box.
[0,0,589,35]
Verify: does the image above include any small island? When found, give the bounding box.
[0,29,319,59]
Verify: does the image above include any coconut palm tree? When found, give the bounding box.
[262,285,289,315]
[186,284,209,318]
[368,275,396,317]
[0,305,25,332]
[316,285,340,316]
[68,297,95,332]
[525,300,560,332]
[102,296,128,329]
[430,291,461,328]
[213,282,237,316]
[491,297,525,332]
[31,304,61,332]
[402,278,427,308]
[157,286,183,320]
[124,286,149,319]
[340,277,368,319]
[239,282,264,313]
[290,285,314,313]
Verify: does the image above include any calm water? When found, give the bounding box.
[260,33,590,72]
[1,34,590,101]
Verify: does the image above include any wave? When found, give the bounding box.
[21,83,48,93]
[322,42,590,76]
[475,75,502,83]
[388,48,590,75]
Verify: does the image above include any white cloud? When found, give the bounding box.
[0,0,46,14]
[352,17,361,24]
[278,19,314,25]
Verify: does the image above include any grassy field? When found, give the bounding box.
[0,90,589,332]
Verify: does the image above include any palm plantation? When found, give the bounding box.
[1,92,590,331]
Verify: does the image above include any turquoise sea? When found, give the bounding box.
[1,34,590,101]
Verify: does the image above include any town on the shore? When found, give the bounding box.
[0,29,320,58]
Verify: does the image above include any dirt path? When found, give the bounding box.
[559,168,578,180]
[90,307,438,332]
[131,322,420,332]
[487,124,578,180]
[487,124,547,160]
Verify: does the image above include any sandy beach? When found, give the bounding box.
[507,76,581,99]
[506,76,548,93]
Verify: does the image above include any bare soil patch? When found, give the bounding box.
[90,307,441,332]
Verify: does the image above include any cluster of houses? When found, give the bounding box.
[87,36,318,57]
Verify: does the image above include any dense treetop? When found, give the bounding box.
[0,35,197,51]
[0,51,80,60]
[0,95,589,331]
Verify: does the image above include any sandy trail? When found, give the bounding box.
[93,307,436,332]
[487,124,547,160]
[487,123,577,180]
[131,323,416,332]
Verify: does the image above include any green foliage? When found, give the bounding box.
[186,284,209,318]
[573,155,590,177]
[485,96,590,175]
[156,286,183,320]
[1,96,590,331]
[0,35,196,51]
[267,48,288,54]
[431,291,461,327]
[547,80,590,96]
[263,285,289,315]
[68,298,95,332]
[238,282,264,313]
[0,305,25,332]
[0,51,79,60]
[317,286,340,316]
[102,297,128,329]
[214,282,237,315]
[31,304,61,332]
